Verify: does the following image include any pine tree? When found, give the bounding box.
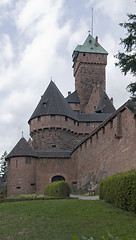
[115,13,136,101]
[0,151,7,182]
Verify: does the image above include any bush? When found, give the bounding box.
[44,181,70,198]
[99,169,136,213]
[0,193,7,199]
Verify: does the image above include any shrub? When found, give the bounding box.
[44,181,70,198]
[0,193,7,199]
[99,169,136,213]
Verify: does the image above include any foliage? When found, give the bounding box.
[0,151,7,181]
[0,193,7,199]
[115,13,136,101]
[44,181,70,198]
[115,14,136,76]
[0,199,136,239]
[99,169,136,213]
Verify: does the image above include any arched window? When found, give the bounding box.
[51,175,65,182]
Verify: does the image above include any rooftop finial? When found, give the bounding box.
[22,131,24,138]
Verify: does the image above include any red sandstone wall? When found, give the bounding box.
[7,157,36,196]
[36,157,77,194]
[29,115,98,134]
[72,108,136,188]
[31,128,87,151]
[73,53,107,111]
[29,115,100,151]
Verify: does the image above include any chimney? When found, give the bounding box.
[95,36,98,47]
[68,91,71,96]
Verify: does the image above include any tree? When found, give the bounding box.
[0,151,7,182]
[115,13,136,101]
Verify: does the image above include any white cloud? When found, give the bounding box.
[0,34,14,64]
[0,0,12,6]
[0,0,135,157]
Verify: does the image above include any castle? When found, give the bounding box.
[6,34,136,196]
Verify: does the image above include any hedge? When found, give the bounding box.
[99,169,136,213]
[44,181,70,198]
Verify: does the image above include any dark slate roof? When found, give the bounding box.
[65,90,80,104]
[36,150,71,158]
[6,138,36,159]
[76,112,111,122]
[96,91,116,113]
[29,81,77,122]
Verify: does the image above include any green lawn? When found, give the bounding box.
[0,199,136,240]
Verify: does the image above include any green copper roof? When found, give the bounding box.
[73,34,108,57]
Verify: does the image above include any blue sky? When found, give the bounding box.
[0,0,135,156]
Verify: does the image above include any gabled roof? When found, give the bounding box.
[6,138,36,159]
[72,34,108,61]
[65,90,80,104]
[29,81,77,122]
[96,91,116,113]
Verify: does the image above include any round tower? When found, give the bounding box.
[72,34,108,112]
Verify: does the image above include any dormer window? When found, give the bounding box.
[43,102,46,107]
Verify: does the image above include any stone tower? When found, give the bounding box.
[72,34,108,112]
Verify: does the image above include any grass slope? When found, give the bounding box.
[0,199,136,240]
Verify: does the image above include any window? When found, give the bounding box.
[43,102,47,107]
[16,186,21,189]
[38,116,41,121]
[42,158,47,164]
[16,160,18,168]
[57,159,63,165]
[51,115,55,120]
[65,116,68,121]
[110,120,113,128]
[86,122,90,126]
[102,127,105,134]
[25,157,31,164]
[52,144,56,148]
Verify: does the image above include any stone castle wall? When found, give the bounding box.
[7,156,36,196]
[73,53,107,111]
[72,108,136,189]
[36,157,77,194]
[29,115,100,151]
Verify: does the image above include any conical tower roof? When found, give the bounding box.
[72,34,108,62]
[29,81,77,122]
[96,91,116,113]
[6,138,36,159]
